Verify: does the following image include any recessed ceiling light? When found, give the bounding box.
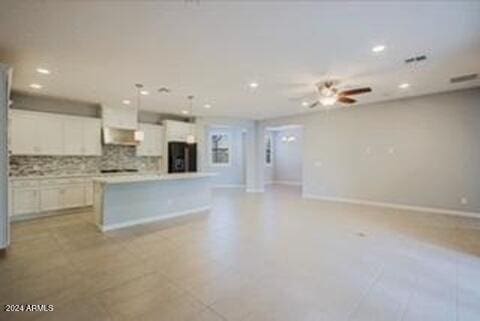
[29,83,42,89]
[301,101,309,107]
[122,99,131,105]
[203,104,212,109]
[181,110,189,115]
[140,90,149,95]
[36,68,50,75]
[249,82,259,89]
[372,45,386,53]
[398,83,410,89]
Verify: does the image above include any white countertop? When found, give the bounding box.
[92,172,216,184]
[9,171,161,181]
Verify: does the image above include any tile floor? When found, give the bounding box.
[1,185,480,321]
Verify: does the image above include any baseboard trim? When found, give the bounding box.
[99,206,212,232]
[213,184,246,188]
[246,188,265,193]
[302,194,480,219]
[11,206,92,222]
[271,181,302,186]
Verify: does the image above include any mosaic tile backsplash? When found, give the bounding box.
[10,145,162,177]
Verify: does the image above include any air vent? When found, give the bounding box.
[450,73,478,84]
[405,55,427,64]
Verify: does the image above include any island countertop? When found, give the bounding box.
[92,172,216,185]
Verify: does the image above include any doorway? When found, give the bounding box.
[264,125,304,189]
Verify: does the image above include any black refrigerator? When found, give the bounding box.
[168,142,197,173]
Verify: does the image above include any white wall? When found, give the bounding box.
[262,88,480,215]
[196,117,254,188]
[272,127,303,185]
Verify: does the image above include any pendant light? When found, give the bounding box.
[134,83,144,142]
[186,95,196,144]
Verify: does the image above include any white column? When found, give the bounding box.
[0,63,12,249]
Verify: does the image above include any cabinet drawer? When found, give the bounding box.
[40,177,85,186]
[11,179,39,188]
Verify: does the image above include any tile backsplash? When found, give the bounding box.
[10,145,162,177]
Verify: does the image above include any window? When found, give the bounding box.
[210,132,231,166]
[265,134,272,166]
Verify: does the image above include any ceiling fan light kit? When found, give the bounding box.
[308,81,372,109]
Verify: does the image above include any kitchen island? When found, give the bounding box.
[93,172,215,231]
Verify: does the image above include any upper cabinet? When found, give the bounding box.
[9,110,102,156]
[164,120,195,142]
[136,123,164,156]
[102,105,137,130]
[64,116,102,156]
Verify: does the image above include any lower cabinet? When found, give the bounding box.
[40,188,64,212]
[12,188,39,215]
[63,184,85,208]
[11,177,95,219]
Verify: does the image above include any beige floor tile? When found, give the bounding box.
[1,186,479,321]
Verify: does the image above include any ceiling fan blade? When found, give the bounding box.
[339,87,372,96]
[309,101,319,108]
[338,96,356,104]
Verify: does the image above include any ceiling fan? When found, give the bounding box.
[308,81,372,108]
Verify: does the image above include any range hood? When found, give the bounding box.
[102,127,143,146]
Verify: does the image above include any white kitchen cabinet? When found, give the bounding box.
[38,115,64,155]
[84,181,93,206]
[10,111,39,155]
[83,118,102,155]
[10,177,94,219]
[64,117,84,155]
[12,188,39,215]
[40,187,64,212]
[102,105,137,130]
[136,123,164,156]
[164,120,195,142]
[10,110,102,156]
[63,184,85,208]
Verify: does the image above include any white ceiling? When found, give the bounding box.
[1,1,479,119]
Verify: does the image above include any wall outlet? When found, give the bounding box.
[460,197,468,205]
[365,147,372,155]
[388,147,395,155]
[314,161,323,167]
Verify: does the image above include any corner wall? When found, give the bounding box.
[262,88,480,215]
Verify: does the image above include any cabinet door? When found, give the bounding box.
[10,112,39,155]
[102,105,137,130]
[64,117,84,155]
[84,182,93,206]
[136,124,151,156]
[152,126,164,156]
[38,115,64,155]
[63,185,85,208]
[12,188,39,215]
[40,187,63,211]
[83,118,102,155]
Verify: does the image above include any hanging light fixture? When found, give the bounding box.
[134,83,145,142]
[186,95,196,144]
